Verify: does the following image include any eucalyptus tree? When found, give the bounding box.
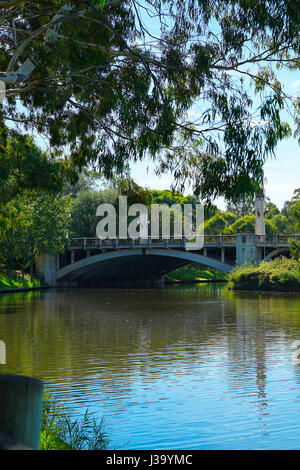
[0,128,72,202]
[0,0,299,201]
[15,191,72,278]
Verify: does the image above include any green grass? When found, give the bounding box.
[0,272,44,290]
[166,264,228,282]
[228,257,300,291]
[40,393,109,450]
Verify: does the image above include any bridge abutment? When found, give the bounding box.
[36,253,58,286]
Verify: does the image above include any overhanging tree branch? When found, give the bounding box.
[0,0,299,200]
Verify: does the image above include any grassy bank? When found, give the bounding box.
[0,272,44,290]
[228,257,300,291]
[166,264,228,282]
[40,394,109,450]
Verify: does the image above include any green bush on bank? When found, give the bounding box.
[40,394,109,450]
[228,257,300,291]
[0,271,44,290]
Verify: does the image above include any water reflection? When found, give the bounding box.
[0,285,300,449]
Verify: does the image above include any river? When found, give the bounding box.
[0,284,300,449]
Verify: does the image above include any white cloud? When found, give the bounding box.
[291,80,300,99]
[291,80,300,91]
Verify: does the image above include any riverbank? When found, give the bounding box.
[165,278,227,284]
[228,258,300,292]
[0,266,227,293]
[0,272,47,293]
[166,264,228,283]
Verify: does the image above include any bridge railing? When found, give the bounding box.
[203,235,236,244]
[67,234,299,250]
[67,235,237,250]
[257,234,300,245]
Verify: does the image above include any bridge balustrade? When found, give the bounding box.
[67,234,299,252]
[257,234,300,245]
[67,235,239,250]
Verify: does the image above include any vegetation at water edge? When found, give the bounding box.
[40,394,109,450]
[166,264,228,282]
[228,258,300,292]
[0,272,44,290]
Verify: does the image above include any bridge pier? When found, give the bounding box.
[236,234,263,266]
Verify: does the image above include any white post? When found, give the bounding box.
[255,191,265,236]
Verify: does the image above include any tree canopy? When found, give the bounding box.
[0,190,72,276]
[0,128,73,202]
[0,0,299,201]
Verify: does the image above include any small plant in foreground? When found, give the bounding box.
[40,393,109,450]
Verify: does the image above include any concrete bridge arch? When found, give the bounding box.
[263,247,290,262]
[55,248,233,285]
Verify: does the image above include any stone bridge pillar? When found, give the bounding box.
[255,190,266,236]
[35,253,58,286]
[236,233,262,266]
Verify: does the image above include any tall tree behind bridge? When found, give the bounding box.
[226,197,255,218]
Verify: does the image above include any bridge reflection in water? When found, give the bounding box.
[36,234,299,287]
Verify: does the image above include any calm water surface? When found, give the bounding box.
[0,284,300,449]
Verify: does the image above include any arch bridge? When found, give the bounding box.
[36,234,299,287]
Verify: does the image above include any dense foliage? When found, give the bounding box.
[68,185,300,238]
[228,257,300,291]
[0,190,72,278]
[0,130,73,202]
[0,1,299,201]
[0,271,43,289]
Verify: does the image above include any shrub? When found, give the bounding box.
[228,257,300,291]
